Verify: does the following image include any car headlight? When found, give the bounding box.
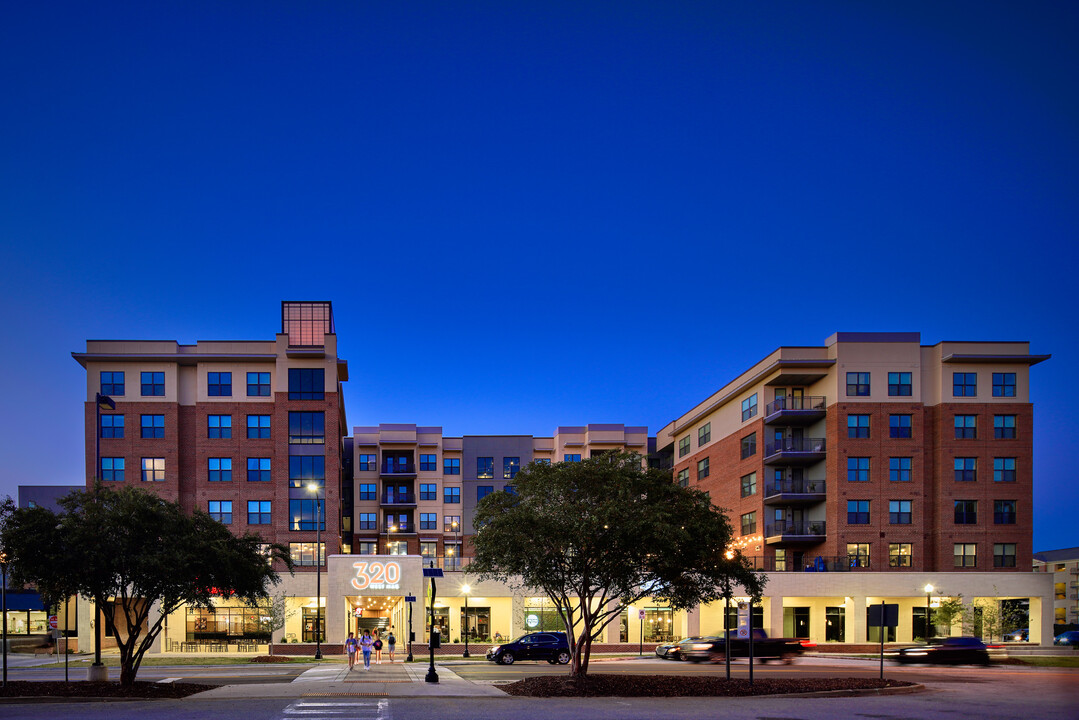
[906,651,927,656]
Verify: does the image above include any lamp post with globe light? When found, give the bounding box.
[308,484,323,660]
[924,583,934,641]
[461,584,471,657]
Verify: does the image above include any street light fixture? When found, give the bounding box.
[924,583,934,641]
[461,584,471,658]
[308,483,323,660]
[451,520,459,571]
[1,551,9,687]
[91,392,114,682]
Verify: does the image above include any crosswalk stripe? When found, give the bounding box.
[281,698,390,720]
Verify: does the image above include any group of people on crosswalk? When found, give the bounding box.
[345,627,397,670]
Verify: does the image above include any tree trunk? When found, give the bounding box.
[119,662,138,687]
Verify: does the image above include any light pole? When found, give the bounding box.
[406,590,414,662]
[1,551,8,687]
[462,584,471,657]
[308,484,323,660]
[91,392,114,682]
[451,520,459,571]
[924,583,934,641]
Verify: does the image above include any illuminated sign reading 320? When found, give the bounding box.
[352,561,401,591]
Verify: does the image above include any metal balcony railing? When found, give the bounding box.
[765,438,827,456]
[741,555,866,572]
[766,479,827,496]
[381,461,416,475]
[764,395,827,416]
[765,520,826,537]
[381,492,416,505]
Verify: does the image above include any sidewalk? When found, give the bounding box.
[190,659,509,700]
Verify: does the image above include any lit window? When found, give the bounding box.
[141,457,164,482]
[847,543,870,568]
[740,472,757,497]
[888,543,912,567]
[477,457,494,478]
[444,515,461,532]
[503,457,520,479]
[207,372,232,397]
[289,542,325,567]
[209,458,232,482]
[954,543,977,568]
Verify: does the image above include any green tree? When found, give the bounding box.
[265,591,297,655]
[934,596,965,636]
[468,452,764,677]
[1,484,291,686]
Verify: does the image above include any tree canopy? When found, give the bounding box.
[468,452,764,676]
[1,484,291,686]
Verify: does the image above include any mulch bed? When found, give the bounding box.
[250,655,293,663]
[502,675,916,697]
[0,681,216,699]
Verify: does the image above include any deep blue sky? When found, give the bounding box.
[1,2,1076,551]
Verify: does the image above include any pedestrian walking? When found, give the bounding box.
[373,627,384,664]
[345,631,358,670]
[387,628,396,662]
[360,629,374,670]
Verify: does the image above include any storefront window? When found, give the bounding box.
[3,611,48,635]
[186,607,272,642]
[426,607,449,641]
[825,606,845,642]
[386,541,408,556]
[302,607,325,643]
[644,608,673,642]
[461,607,491,642]
[524,598,564,633]
[619,608,628,642]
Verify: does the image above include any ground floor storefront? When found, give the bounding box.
[72,556,1056,654]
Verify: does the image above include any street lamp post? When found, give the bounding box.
[451,520,459,571]
[308,484,323,660]
[91,392,114,682]
[406,590,414,662]
[1,551,9,687]
[462,584,471,658]
[924,583,934,641]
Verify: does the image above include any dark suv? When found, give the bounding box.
[486,631,571,665]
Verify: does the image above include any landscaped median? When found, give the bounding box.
[501,675,920,697]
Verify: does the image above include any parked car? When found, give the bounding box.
[886,636,990,665]
[1053,631,1079,646]
[656,636,718,661]
[486,631,570,665]
[685,630,809,664]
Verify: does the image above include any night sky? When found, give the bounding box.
[1,2,1076,551]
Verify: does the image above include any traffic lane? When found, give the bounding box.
[4,664,307,685]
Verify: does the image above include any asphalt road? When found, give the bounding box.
[5,663,307,685]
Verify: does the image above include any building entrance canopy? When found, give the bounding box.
[324,555,426,643]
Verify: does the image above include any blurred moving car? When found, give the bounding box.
[486,631,570,665]
[1004,628,1029,642]
[886,636,990,665]
[1053,630,1079,646]
[684,629,810,664]
[655,636,718,661]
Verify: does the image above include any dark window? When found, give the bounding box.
[564,454,581,463]
[141,371,164,396]
[477,457,494,479]
[993,373,1016,397]
[846,372,870,396]
[419,483,437,501]
[847,500,870,524]
[954,500,977,524]
[247,415,271,439]
[888,372,912,396]
[288,368,325,400]
[994,457,1016,482]
[288,411,325,444]
[141,457,164,481]
[954,457,977,482]
[954,415,977,439]
[247,457,270,482]
[420,513,437,530]
[248,501,271,525]
[207,372,232,396]
[678,437,690,457]
[740,433,756,459]
[478,485,493,501]
[847,457,869,482]
[993,543,1016,568]
[444,487,460,504]
[952,372,977,397]
[741,472,757,497]
[100,414,124,439]
[847,414,870,438]
[100,371,125,396]
[443,458,460,475]
[741,394,758,421]
[289,499,325,531]
[101,457,124,481]
[140,414,164,439]
[358,483,376,500]
[994,500,1017,524]
[504,457,520,479]
[358,454,377,471]
[247,372,271,397]
[208,501,232,524]
[889,457,912,482]
[994,415,1016,439]
[208,458,232,482]
[740,512,757,535]
[676,468,689,487]
[288,455,324,488]
[357,513,376,530]
[890,500,912,524]
[208,415,232,439]
[889,414,912,438]
[698,423,711,445]
[697,457,710,480]
[420,454,437,471]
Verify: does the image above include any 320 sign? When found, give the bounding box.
[351,561,402,591]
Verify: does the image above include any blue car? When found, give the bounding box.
[1054,631,1079,646]
[486,631,571,665]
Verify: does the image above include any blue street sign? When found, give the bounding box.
[404,595,417,603]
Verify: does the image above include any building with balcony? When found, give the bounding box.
[1033,547,1079,632]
